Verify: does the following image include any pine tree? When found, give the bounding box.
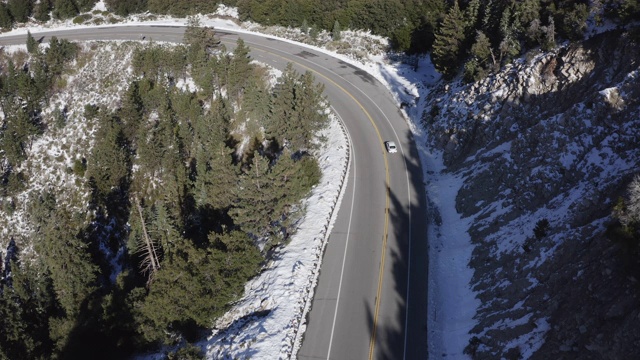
[33,0,51,21]
[31,200,98,319]
[265,65,327,152]
[209,230,261,282]
[230,149,320,239]
[465,30,494,81]
[268,150,321,220]
[74,0,97,12]
[183,17,220,57]
[194,142,237,210]
[183,16,203,43]
[198,98,229,148]
[53,0,78,19]
[617,175,640,227]
[0,4,13,31]
[332,20,341,41]
[0,105,40,165]
[45,36,78,76]
[86,114,130,200]
[309,24,319,40]
[498,34,520,65]
[229,151,275,236]
[292,70,327,151]
[193,98,237,209]
[560,3,589,41]
[471,30,493,66]
[26,31,38,54]
[0,259,55,359]
[236,67,270,139]
[158,124,189,218]
[30,54,51,99]
[432,0,466,78]
[533,218,550,239]
[118,81,144,141]
[616,0,640,22]
[151,201,184,257]
[189,46,214,94]
[541,16,555,51]
[464,0,481,31]
[104,0,147,16]
[266,63,298,148]
[27,193,99,351]
[227,38,252,101]
[170,91,201,152]
[127,95,189,224]
[390,24,412,52]
[137,232,260,343]
[8,0,32,23]
[134,96,174,183]
[515,0,541,33]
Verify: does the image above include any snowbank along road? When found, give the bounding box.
[0,26,429,360]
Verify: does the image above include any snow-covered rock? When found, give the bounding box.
[422,29,640,359]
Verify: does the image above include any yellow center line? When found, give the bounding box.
[228,40,391,359]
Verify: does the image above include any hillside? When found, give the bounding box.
[1,1,640,358]
[422,28,640,358]
[0,24,334,358]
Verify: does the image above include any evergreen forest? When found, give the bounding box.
[1,1,639,80]
[0,23,327,359]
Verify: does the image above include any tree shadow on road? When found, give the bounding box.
[365,129,430,360]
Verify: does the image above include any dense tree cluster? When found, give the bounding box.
[428,0,640,80]
[0,24,327,358]
[0,0,98,26]
[3,0,639,80]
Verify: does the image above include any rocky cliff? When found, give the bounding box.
[423,29,640,359]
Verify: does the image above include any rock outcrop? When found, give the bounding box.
[423,29,640,358]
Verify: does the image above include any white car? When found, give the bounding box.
[385,141,397,153]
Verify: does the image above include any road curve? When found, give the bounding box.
[0,26,429,360]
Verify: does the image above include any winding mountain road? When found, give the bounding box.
[0,26,428,360]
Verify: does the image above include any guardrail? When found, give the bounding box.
[289,109,353,358]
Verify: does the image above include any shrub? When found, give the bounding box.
[309,25,319,40]
[533,218,550,239]
[83,104,99,119]
[73,14,92,24]
[72,158,87,177]
[5,171,28,195]
[505,346,523,360]
[54,77,68,92]
[3,198,16,215]
[53,107,67,129]
[464,336,482,357]
[166,343,205,360]
[423,104,440,126]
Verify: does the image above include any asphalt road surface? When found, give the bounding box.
[0,26,429,360]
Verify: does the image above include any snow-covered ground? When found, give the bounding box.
[422,153,479,358]
[204,115,349,358]
[1,3,473,359]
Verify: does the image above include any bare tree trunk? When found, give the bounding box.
[134,195,160,285]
